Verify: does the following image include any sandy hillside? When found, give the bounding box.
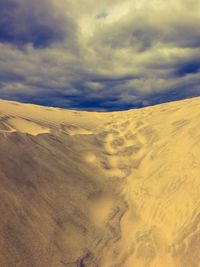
[0,97,200,267]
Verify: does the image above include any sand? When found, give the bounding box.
[0,97,200,266]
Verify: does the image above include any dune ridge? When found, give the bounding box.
[0,97,200,266]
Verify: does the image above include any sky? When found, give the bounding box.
[0,0,200,111]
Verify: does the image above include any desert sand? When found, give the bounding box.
[0,97,200,266]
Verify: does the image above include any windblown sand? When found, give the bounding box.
[0,97,200,266]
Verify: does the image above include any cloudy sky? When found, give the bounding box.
[0,0,200,110]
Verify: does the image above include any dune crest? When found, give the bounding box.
[0,97,200,266]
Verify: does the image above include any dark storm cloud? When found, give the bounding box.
[0,71,24,83]
[90,75,137,83]
[0,0,200,110]
[175,61,200,77]
[0,0,71,48]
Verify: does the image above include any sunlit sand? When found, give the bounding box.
[0,97,200,266]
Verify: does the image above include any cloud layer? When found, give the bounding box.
[0,0,200,110]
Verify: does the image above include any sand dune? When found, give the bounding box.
[0,97,200,266]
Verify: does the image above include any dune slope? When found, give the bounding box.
[0,98,200,267]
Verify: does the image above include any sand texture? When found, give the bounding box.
[0,97,200,266]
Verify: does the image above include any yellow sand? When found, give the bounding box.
[0,97,200,266]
